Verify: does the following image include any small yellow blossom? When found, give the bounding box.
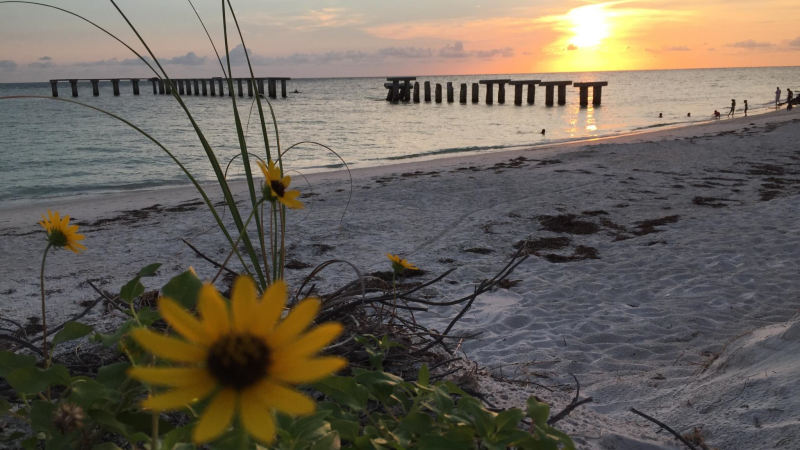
[129,277,344,444]
[386,253,418,274]
[38,209,86,253]
[257,160,303,209]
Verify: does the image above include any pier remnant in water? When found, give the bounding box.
[479,79,511,105]
[472,83,479,103]
[574,82,609,106]
[508,80,540,105]
[424,81,431,102]
[413,82,420,103]
[91,80,99,96]
[386,77,416,102]
[460,83,467,104]
[111,79,120,96]
[435,83,442,103]
[539,81,573,106]
[447,82,454,103]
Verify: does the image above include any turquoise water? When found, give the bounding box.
[0,67,798,205]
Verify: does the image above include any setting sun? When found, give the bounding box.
[568,4,611,48]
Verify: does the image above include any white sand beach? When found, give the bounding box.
[1,111,799,449]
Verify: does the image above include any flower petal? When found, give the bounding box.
[278,196,304,210]
[252,281,287,337]
[239,394,277,444]
[192,389,237,444]
[271,357,346,384]
[268,298,319,349]
[273,323,343,361]
[232,276,258,333]
[131,329,206,363]
[250,380,315,416]
[142,380,216,411]
[281,175,292,188]
[159,297,209,345]
[129,367,213,386]
[198,283,230,340]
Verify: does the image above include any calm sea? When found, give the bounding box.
[0,67,797,206]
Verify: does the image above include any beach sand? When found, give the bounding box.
[1,110,799,449]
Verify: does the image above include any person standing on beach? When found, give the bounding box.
[727,99,736,117]
[776,87,781,108]
[744,100,748,116]
[788,89,794,105]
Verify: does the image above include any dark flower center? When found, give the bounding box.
[47,229,68,247]
[270,180,286,198]
[207,334,270,390]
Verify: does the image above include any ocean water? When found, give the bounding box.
[0,67,797,206]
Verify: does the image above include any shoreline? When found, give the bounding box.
[1,106,794,227]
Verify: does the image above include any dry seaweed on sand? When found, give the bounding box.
[537,214,600,235]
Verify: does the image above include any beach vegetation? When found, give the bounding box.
[0,1,580,448]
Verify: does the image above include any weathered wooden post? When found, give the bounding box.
[544,85,554,106]
[178,80,185,95]
[460,83,467,104]
[527,84,536,104]
[165,80,172,95]
[158,80,165,94]
[91,80,100,96]
[217,78,225,96]
[513,84,523,105]
[112,79,120,96]
[483,82,493,104]
[557,84,567,105]
[186,80,193,95]
[150,78,157,95]
[247,79,253,97]
[390,80,399,102]
[402,80,412,101]
[446,82,454,103]
[435,83,442,103]
[50,80,59,97]
[509,80,539,105]
[256,79,264,95]
[413,82,420,103]
[268,79,277,98]
[70,79,79,97]
[472,83,479,103]
[193,79,200,95]
[498,82,507,104]
[578,86,589,106]
[593,85,603,105]
[201,79,208,96]
[573,82,608,106]
[132,79,140,95]
[424,82,431,102]
[210,79,216,96]
[281,79,288,98]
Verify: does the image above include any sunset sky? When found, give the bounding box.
[1,0,799,82]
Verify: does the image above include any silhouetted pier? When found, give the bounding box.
[382,77,607,107]
[49,77,292,99]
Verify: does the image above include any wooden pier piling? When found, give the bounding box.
[70,80,78,97]
[460,83,467,104]
[446,82,454,103]
[193,79,200,96]
[132,79,140,95]
[508,80,540,105]
[498,82,507,104]
[158,80,165,95]
[268,79,277,98]
[236,79,242,97]
[165,80,172,95]
[386,77,415,103]
[257,79,264,96]
[472,83,479,103]
[479,79,511,105]
[91,80,100,97]
[217,78,225,97]
[186,80,193,95]
[50,81,58,97]
[539,81,572,106]
[178,80,185,95]
[435,83,442,103]
[112,79,120,96]
[281,79,288,98]
[247,79,253,97]
[150,79,157,95]
[574,82,608,106]
[413,82,420,103]
[209,79,216,96]
[201,79,208,96]
[424,82,431,102]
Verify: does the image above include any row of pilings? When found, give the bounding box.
[49,77,291,99]
[384,77,608,107]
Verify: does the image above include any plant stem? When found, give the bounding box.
[40,244,52,369]
[260,200,271,287]
[271,202,279,282]
[279,205,286,281]
[151,411,159,450]
[212,203,262,284]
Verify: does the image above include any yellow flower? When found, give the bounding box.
[386,253,418,274]
[128,277,345,444]
[38,209,86,253]
[256,160,303,209]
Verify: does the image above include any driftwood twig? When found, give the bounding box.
[630,408,698,450]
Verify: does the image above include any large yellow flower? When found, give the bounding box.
[386,253,418,274]
[38,209,86,253]
[257,160,304,209]
[129,277,344,444]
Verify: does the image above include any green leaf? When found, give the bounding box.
[354,370,404,387]
[138,263,162,277]
[7,365,70,394]
[418,435,472,450]
[93,443,124,450]
[93,321,134,348]
[96,362,131,389]
[29,400,57,434]
[161,425,192,450]
[21,436,39,450]
[418,364,430,387]
[120,278,144,304]
[117,411,175,437]
[313,376,369,410]
[526,396,550,426]
[0,351,37,377]
[68,379,118,408]
[162,269,203,309]
[88,409,133,439]
[0,431,25,443]
[0,398,10,416]
[330,420,359,442]
[398,412,434,436]
[310,431,341,450]
[494,408,525,432]
[137,308,162,326]
[52,322,94,347]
